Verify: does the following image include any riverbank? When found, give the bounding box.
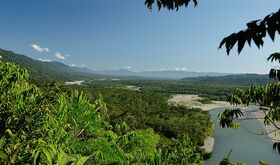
[251,108,280,143]
[204,137,215,153]
[168,94,233,153]
[168,94,232,111]
[206,108,280,164]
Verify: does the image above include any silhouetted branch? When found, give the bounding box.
[219,9,280,55]
[145,0,198,11]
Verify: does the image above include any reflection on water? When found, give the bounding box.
[206,106,280,165]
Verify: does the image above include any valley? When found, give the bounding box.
[1,1,280,164]
[1,48,279,164]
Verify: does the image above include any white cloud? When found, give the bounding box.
[31,44,50,53]
[108,66,132,70]
[181,67,188,71]
[55,52,69,60]
[38,58,52,62]
[175,67,188,71]
[69,64,77,67]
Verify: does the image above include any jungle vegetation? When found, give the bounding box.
[0,59,211,164]
[1,1,280,163]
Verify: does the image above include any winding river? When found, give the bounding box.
[206,106,280,165]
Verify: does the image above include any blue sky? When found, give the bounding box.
[1,0,280,73]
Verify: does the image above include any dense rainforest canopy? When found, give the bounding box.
[0,59,212,164]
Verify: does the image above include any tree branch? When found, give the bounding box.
[219,9,280,55]
[145,0,198,11]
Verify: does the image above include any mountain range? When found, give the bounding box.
[0,49,102,84]
[0,48,271,83]
[95,69,232,79]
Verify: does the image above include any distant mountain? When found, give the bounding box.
[0,48,272,84]
[71,66,94,74]
[0,49,101,84]
[181,74,274,86]
[95,69,232,79]
[138,71,230,79]
[95,69,137,77]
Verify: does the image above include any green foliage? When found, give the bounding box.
[78,86,213,146]
[81,74,272,102]
[219,82,280,154]
[219,150,270,165]
[196,97,213,104]
[227,83,280,109]
[259,160,270,165]
[0,60,109,164]
[218,109,243,128]
[161,135,204,164]
[267,53,280,81]
[0,60,206,164]
[219,150,247,165]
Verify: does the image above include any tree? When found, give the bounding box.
[216,5,280,155]
[0,58,207,164]
[267,53,280,80]
[143,0,280,158]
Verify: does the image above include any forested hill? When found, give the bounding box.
[181,74,274,86]
[0,49,101,84]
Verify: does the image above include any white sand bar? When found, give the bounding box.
[168,94,232,111]
[65,80,85,85]
[203,137,215,153]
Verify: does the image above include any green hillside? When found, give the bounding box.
[0,49,100,85]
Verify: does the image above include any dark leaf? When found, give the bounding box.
[220,9,280,54]
[277,70,280,81]
[225,33,237,55]
[237,31,246,54]
[219,38,227,49]
[267,20,277,41]
[145,0,198,11]
[267,52,280,62]
[193,0,198,7]
[246,20,260,29]
[252,35,263,49]
[273,142,280,154]
[269,68,277,80]
[157,1,162,11]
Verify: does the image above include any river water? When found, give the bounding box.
[206,106,280,165]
